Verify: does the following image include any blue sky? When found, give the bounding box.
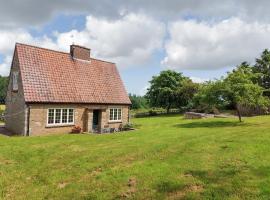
[1,1,270,95]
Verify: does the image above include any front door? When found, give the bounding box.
[92,110,100,132]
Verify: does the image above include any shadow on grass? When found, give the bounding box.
[174,121,247,129]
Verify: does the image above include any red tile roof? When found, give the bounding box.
[16,43,131,104]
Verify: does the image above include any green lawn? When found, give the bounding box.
[1,115,270,199]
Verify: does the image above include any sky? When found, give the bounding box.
[1,1,270,95]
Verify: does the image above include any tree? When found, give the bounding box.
[175,79,199,110]
[129,94,149,110]
[224,63,269,122]
[193,80,228,113]
[0,76,8,104]
[146,70,187,113]
[253,49,270,96]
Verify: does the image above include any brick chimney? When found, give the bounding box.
[70,44,90,60]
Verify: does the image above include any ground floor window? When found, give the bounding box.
[109,108,122,122]
[47,108,74,126]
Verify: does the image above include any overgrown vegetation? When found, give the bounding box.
[1,115,270,199]
[0,76,8,104]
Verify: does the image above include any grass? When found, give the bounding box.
[0,104,5,110]
[1,115,270,199]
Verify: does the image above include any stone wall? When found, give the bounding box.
[5,49,27,135]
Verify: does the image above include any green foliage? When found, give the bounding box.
[253,49,270,94]
[146,70,190,113]
[0,76,8,104]
[223,63,269,121]
[129,94,149,110]
[175,79,199,110]
[193,80,228,113]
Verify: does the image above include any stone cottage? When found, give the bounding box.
[5,43,131,136]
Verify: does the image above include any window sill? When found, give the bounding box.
[108,121,122,124]
[46,123,74,128]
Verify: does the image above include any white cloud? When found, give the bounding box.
[0,56,12,76]
[163,17,270,70]
[55,14,165,68]
[190,76,209,83]
[0,13,165,75]
[0,28,58,75]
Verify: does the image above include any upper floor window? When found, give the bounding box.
[47,108,74,126]
[12,71,19,91]
[109,108,122,122]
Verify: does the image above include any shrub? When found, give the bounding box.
[123,123,134,130]
[149,110,158,116]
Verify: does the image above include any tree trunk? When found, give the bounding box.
[236,105,242,122]
[166,104,171,114]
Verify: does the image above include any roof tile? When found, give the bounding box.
[16,43,131,105]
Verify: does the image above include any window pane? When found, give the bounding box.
[118,109,122,120]
[13,72,18,91]
[55,109,61,123]
[110,109,114,120]
[68,109,74,123]
[62,109,68,123]
[48,109,54,124]
[114,109,117,120]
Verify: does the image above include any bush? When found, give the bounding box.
[71,125,82,134]
[123,123,134,130]
[149,110,158,116]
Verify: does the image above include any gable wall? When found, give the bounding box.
[5,50,27,135]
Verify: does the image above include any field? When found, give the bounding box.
[1,115,270,199]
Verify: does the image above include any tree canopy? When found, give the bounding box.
[224,63,269,121]
[146,70,191,113]
[253,49,270,96]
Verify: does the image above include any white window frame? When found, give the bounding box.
[109,107,122,122]
[12,71,19,91]
[47,108,75,126]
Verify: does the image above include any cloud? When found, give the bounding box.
[190,76,209,83]
[0,28,58,75]
[0,14,165,75]
[163,17,270,70]
[2,0,270,27]
[0,56,12,76]
[54,14,165,68]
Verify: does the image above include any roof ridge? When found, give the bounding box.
[16,43,116,64]
[16,42,69,55]
[90,57,115,65]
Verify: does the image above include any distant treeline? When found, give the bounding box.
[0,76,8,104]
[129,94,149,110]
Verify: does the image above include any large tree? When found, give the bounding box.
[253,49,270,96]
[146,70,187,113]
[224,63,269,122]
